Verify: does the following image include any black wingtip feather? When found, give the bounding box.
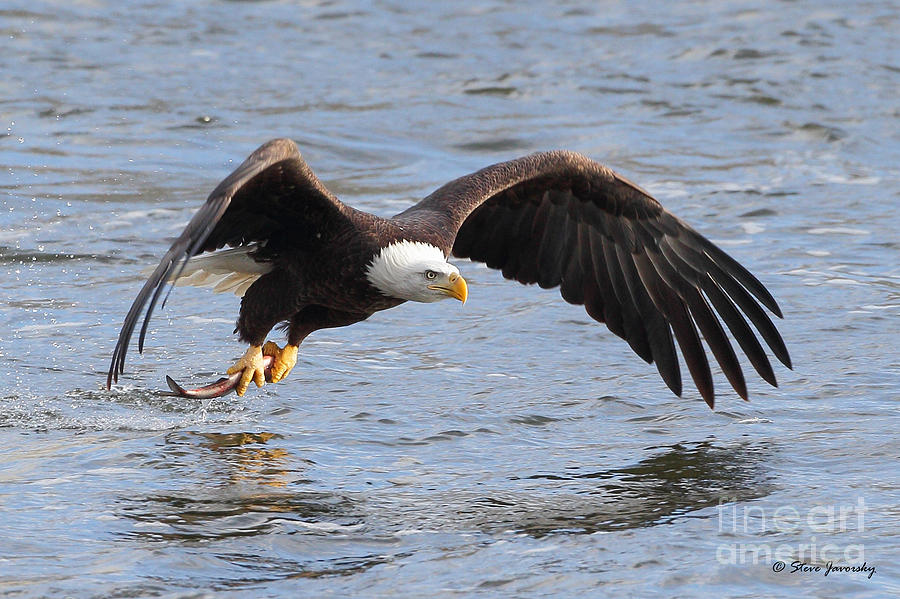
[687,229,783,318]
[653,241,748,400]
[633,251,715,408]
[668,236,792,371]
[654,326,683,398]
[601,237,653,363]
[698,273,778,388]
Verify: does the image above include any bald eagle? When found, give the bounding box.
[107,138,791,407]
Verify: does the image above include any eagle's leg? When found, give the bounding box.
[229,270,301,395]
[226,344,266,397]
[262,341,298,383]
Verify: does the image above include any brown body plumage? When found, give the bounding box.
[108,138,791,407]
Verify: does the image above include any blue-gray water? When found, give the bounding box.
[1,1,898,597]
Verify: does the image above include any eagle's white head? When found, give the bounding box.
[366,240,468,303]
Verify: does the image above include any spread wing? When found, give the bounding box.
[398,151,791,407]
[107,138,350,388]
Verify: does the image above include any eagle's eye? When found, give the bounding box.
[425,270,437,280]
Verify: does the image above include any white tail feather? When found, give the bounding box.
[146,246,274,297]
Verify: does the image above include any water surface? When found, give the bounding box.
[1,1,898,597]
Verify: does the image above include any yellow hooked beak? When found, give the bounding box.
[429,272,468,304]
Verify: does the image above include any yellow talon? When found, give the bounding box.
[263,341,298,383]
[227,345,265,396]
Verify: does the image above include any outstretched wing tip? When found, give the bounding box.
[772,303,785,320]
[430,150,790,406]
[108,138,344,385]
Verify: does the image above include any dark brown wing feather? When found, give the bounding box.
[397,151,791,407]
[107,138,350,388]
